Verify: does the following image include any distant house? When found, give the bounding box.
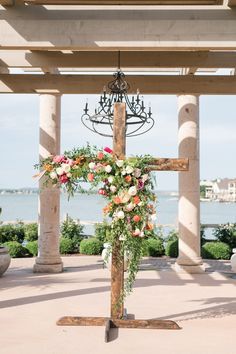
[201,178,236,202]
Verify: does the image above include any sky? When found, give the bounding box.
[0,93,236,190]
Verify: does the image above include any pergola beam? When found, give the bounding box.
[0,8,236,50]
[0,0,224,5]
[1,74,236,94]
[2,51,236,69]
[228,0,236,7]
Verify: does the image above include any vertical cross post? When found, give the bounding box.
[111,102,126,319]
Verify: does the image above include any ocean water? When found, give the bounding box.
[1,192,236,236]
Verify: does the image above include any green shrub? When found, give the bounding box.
[165,230,178,243]
[213,223,236,251]
[201,241,231,260]
[24,223,38,241]
[141,237,165,257]
[0,223,25,244]
[80,238,103,255]
[60,216,84,250]
[94,222,112,243]
[59,237,76,254]
[165,238,178,258]
[25,241,38,257]
[4,241,29,258]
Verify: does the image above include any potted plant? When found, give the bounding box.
[0,246,11,276]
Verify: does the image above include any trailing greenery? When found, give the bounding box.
[59,237,76,254]
[0,222,25,244]
[213,223,236,251]
[25,240,38,257]
[60,216,84,252]
[24,223,38,242]
[80,238,103,255]
[142,237,165,257]
[4,241,29,258]
[201,241,231,260]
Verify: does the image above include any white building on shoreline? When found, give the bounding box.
[201,178,236,202]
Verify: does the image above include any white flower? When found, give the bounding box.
[88,162,96,169]
[125,202,135,212]
[128,186,137,196]
[126,166,134,174]
[121,169,127,176]
[150,213,157,221]
[142,174,149,182]
[119,191,131,203]
[133,168,141,178]
[61,163,71,173]
[66,172,72,178]
[105,165,112,173]
[119,235,125,241]
[56,167,64,176]
[110,185,117,193]
[117,210,125,219]
[49,171,57,179]
[138,201,143,207]
[108,176,114,183]
[139,231,145,238]
[116,160,124,167]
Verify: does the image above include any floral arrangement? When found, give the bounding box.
[35,144,157,299]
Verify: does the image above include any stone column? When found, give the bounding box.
[175,95,204,273]
[33,94,63,273]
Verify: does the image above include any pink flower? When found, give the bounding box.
[138,179,144,190]
[53,155,65,163]
[66,159,74,166]
[98,189,107,196]
[59,174,69,184]
[104,147,113,154]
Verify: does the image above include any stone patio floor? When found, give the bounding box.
[0,256,236,354]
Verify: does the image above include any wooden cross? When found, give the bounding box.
[57,103,188,341]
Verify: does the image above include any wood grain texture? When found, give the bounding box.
[146,158,189,171]
[111,102,126,319]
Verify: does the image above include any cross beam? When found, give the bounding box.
[57,103,188,342]
[2,51,236,69]
[1,74,236,94]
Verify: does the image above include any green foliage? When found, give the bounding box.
[0,222,25,244]
[4,241,29,258]
[213,223,236,251]
[79,238,103,255]
[201,241,231,260]
[59,237,76,254]
[142,237,165,257]
[60,216,84,252]
[25,241,38,257]
[165,238,178,258]
[200,185,206,198]
[94,222,112,243]
[24,223,38,241]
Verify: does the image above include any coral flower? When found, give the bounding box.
[87,173,94,182]
[113,196,121,204]
[97,152,104,160]
[133,196,141,205]
[146,223,154,231]
[133,215,141,223]
[125,175,132,183]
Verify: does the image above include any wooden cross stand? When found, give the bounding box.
[57,103,189,342]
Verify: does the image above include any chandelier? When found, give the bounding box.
[81,55,155,137]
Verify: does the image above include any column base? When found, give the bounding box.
[175,262,205,274]
[33,258,63,273]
